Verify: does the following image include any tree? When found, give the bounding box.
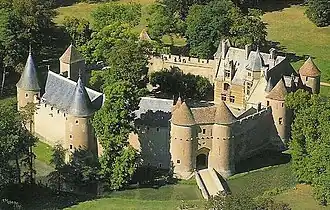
[185,0,267,58]
[63,16,93,48]
[91,2,141,31]
[286,91,330,205]
[150,67,213,100]
[47,144,66,192]
[146,3,184,43]
[306,0,330,27]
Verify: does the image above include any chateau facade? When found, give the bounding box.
[16,45,103,159]
[131,39,321,179]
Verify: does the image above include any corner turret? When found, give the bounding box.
[210,101,236,177]
[170,102,197,179]
[65,75,96,159]
[299,57,321,94]
[16,51,40,111]
[59,44,85,82]
[266,78,290,145]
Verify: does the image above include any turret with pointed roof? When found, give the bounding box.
[17,51,40,91]
[247,47,265,72]
[16,51,41,111]
[214,101,236,125]
[171,102,195,126]
[299,57,321,77]
[266,78,288,101]
[67,75,94,117]
[60,44,84,64]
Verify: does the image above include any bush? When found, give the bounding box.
[305,0,330,27]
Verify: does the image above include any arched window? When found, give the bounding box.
[224,83,230,91]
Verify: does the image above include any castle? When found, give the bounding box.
[16,40,321,181]
[16,45,103,159]
[130,39,321,179]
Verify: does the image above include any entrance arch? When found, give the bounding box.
[196,147,210,170]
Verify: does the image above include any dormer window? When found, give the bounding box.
[224,83,230,91]
[248,72,252,77]
[225,70,231,78]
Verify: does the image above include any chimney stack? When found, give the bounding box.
[245,44,251,60]
[269,48,276,60]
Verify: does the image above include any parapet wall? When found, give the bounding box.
[232,107,274,161]
[149,54,217,82]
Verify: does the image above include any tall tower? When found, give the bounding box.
[210,101,236,177]
[16,51,40,111]
[266,78,290,145]
[170,102,197,179]
[65,75,96,158]
[59,44,85,82]
[299,57,321,94]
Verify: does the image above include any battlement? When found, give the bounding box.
[159,54,215,68]
[237,107,271,125]
[36,102,67,119]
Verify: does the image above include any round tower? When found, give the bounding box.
[266,78,290,145]
[16,51,40,111]
[170,102,197,179]
[299,57,321,94]
[65,76,96,159]
[210,101,236,177]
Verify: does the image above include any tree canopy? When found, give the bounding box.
[306,0,330,27]
[286,89,330,205]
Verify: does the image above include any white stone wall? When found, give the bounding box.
[34,103,66,146]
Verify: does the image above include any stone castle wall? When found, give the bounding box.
[149,55,217,82]
[34,102,66,146]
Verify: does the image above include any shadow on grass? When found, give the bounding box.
[235,150,291,174]
[2,184,95,210]
[252,0,305,12]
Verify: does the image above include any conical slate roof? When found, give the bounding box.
[265,77,274,92]
[59,44,84,64]
[214,101,236,125]
[139,29,151,41]
[299,57,321,77]
[68,76,94,117]
[247,47,264,72]
[171,102,195,126]
[266,78,288,101]
[16,52,40,91]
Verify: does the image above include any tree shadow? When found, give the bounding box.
[246,0,306,13]
[1,184,96,210]
[235,150,291,174]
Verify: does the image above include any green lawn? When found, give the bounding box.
[275,184,330,210]
[67,183,204,210]
[320,85,330,97]
[34,140,53,165]
[263,6,330,81]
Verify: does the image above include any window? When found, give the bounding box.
[282,103,284,107]
[177,160,181,164]
[57,110,60,114]
[224,83,230,91]
[225,70,231,78]
[147,126,150,131]
[156,127,160,132]
[202,129,206,134]
[210,129,212,136]
[70,145,73,150]
[246,82,252,95]
[230,96,235,103]
[221,94,226,101]
[75,120,79,124]
[306,77,308,81]
[69,134,72,139]
[248,72,252,77]
[51,107,54,111]
[267,101,270,106]
[159,163,162,168]
[25,93,29,98]
[279,117,283,125]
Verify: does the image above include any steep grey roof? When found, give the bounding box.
[67,77,95,117]
[134,97,173,126]
[16,53,40,91]
[42,71,103,113]
[246,48,265,72]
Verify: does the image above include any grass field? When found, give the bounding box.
[262,6,330,81]
[67,182,204,210]
[34,141,53,165]
[275,184,330,210]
